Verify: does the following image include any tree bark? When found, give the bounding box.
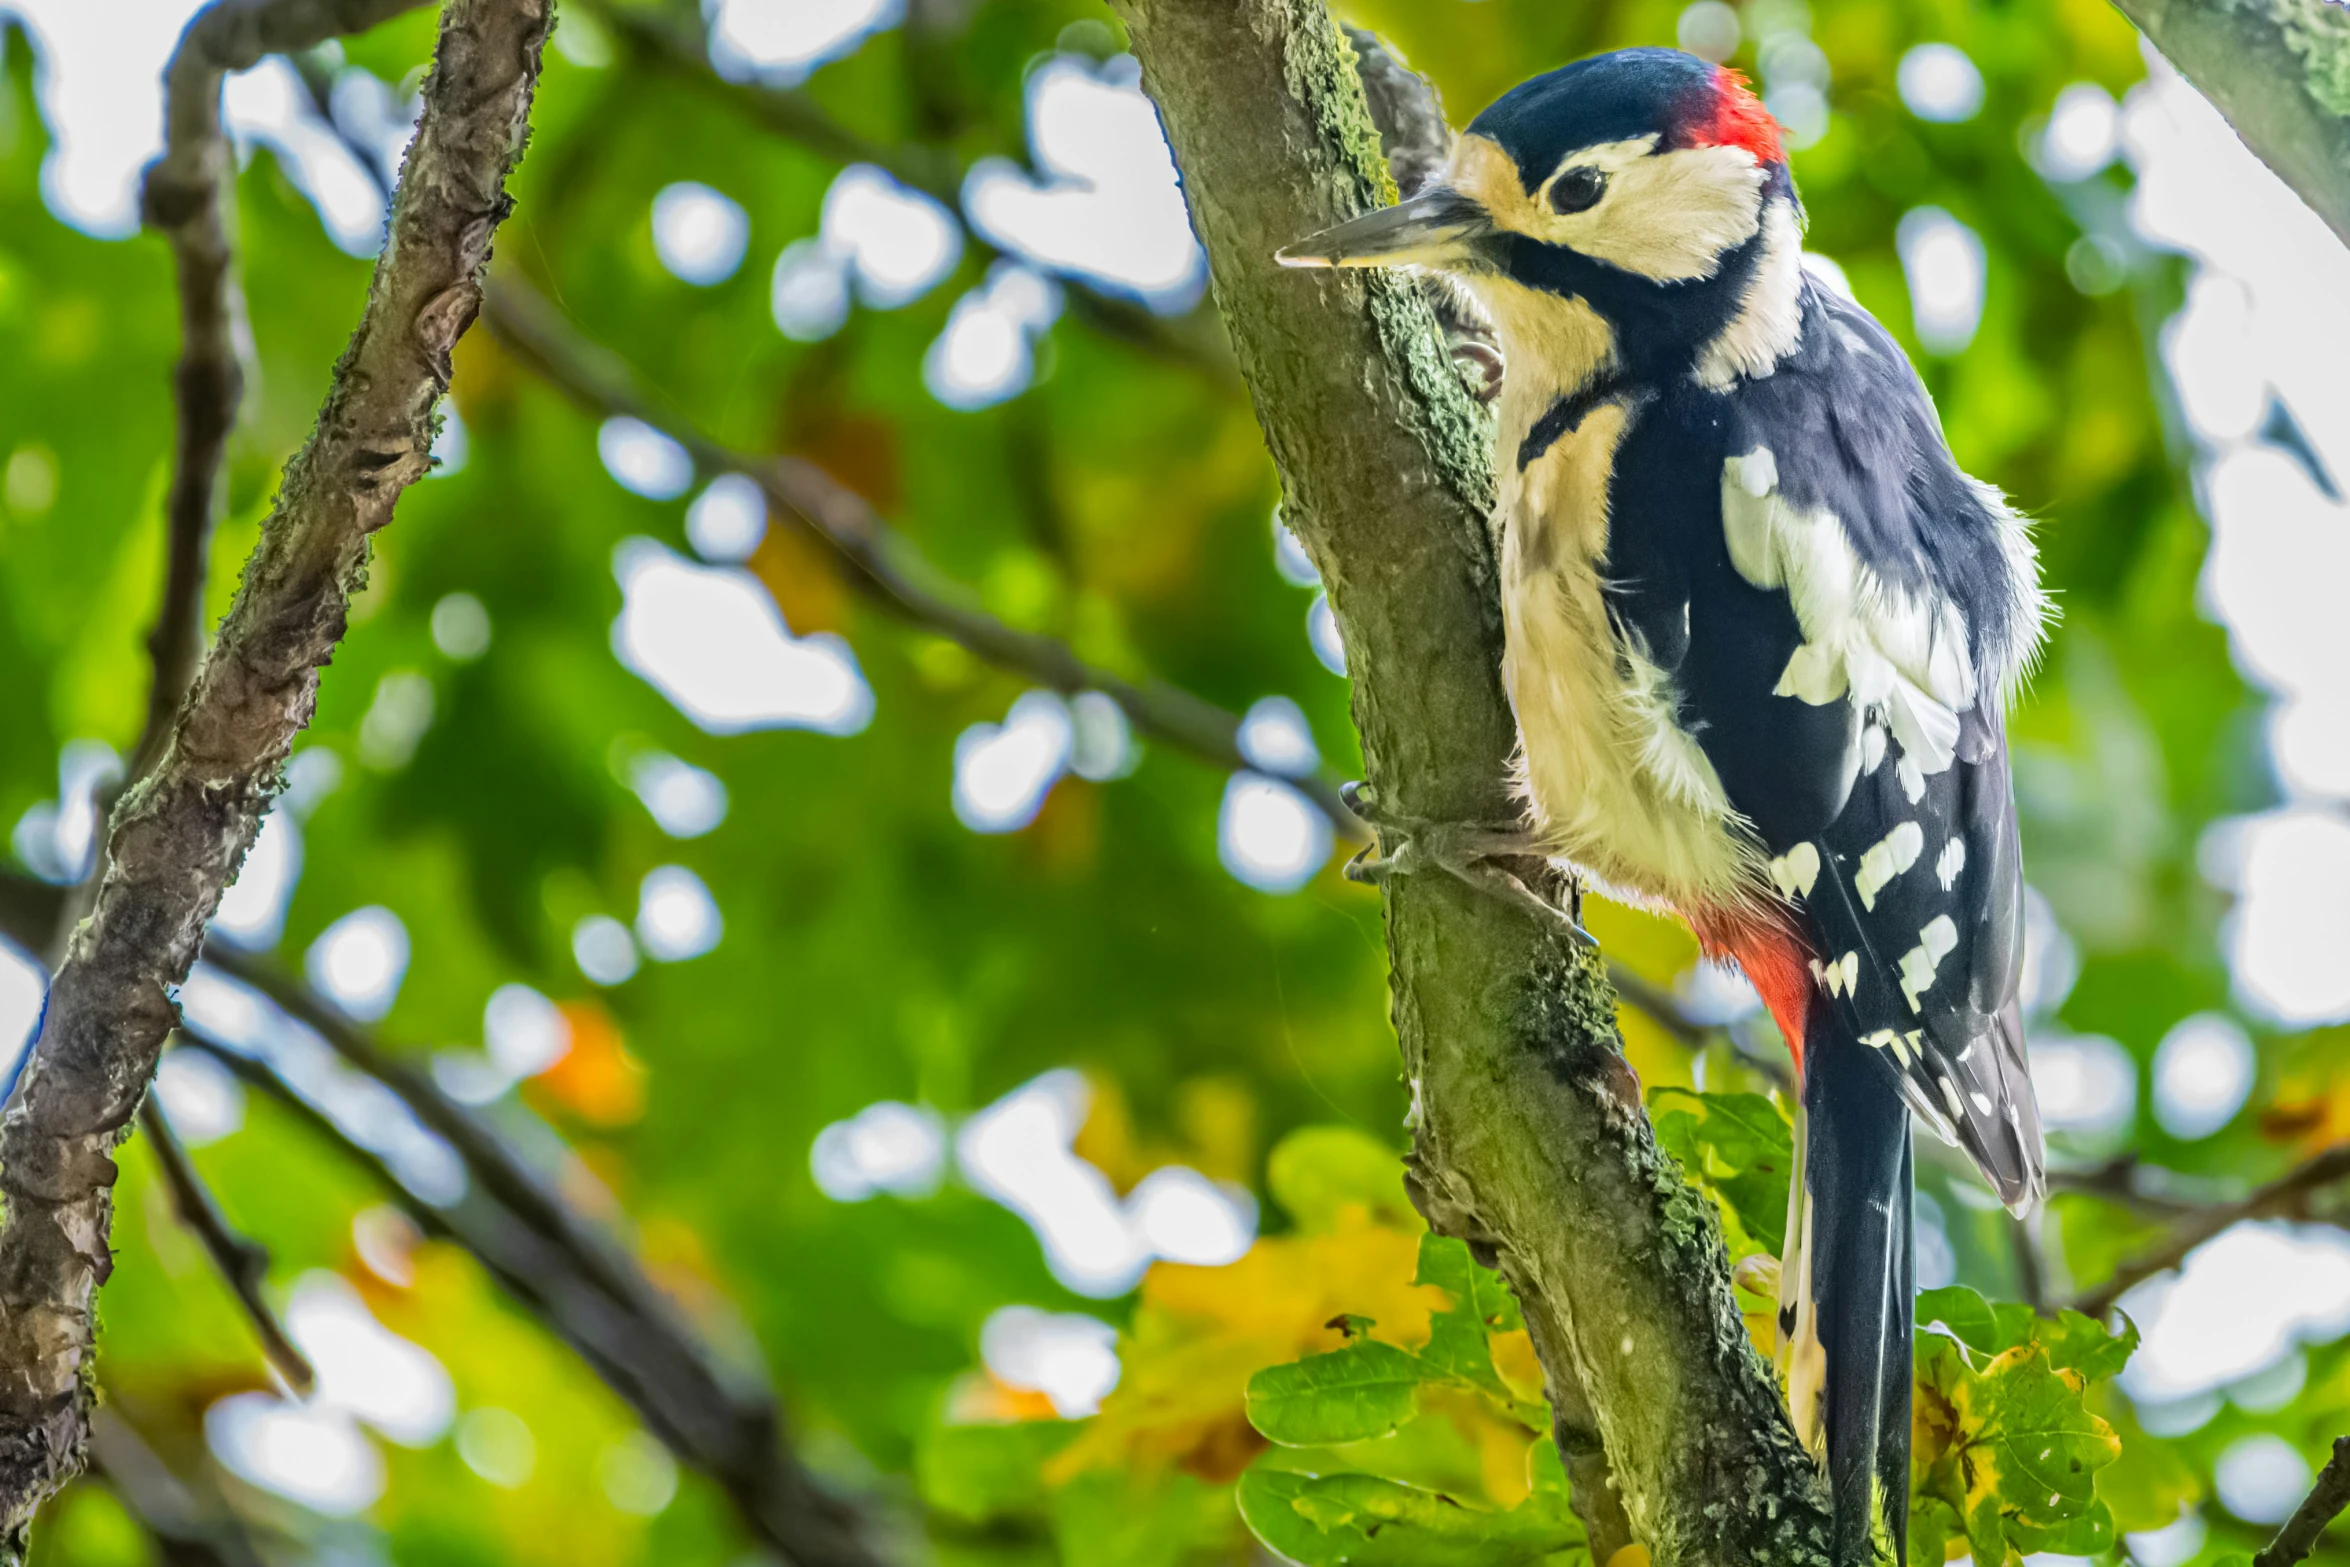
[0,0,548,1546]
[2116,0,2350,249]
[1108,3,1834,1561]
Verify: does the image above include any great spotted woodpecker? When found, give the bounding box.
[1282,47,2049,1564]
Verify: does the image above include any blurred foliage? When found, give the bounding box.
[0,0,2337,1560]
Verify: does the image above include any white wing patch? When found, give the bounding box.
[1810,950,1860,998]
[1720,449,1976,777]
[1770,841,1821,900]
[1854,821,1924,911]
[1897,915,1961,1013]
[1936,835,1967,890]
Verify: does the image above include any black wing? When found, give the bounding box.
[1605,279,2046,1209]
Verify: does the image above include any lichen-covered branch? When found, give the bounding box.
[1106,3,1832,1560]
[2256,1434,2350,1567]
[2115,0,2350,248]
[0,0,547,1544]
[133,0,435,779]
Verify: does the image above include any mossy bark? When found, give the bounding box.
[1108,0,1836,1559]
[2116,0,2350,248]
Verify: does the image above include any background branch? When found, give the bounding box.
[1106,3,1832,1559]
[137,1096,315,1396]
[2257,1434,2350,1567]
[2075,1141,2350,1316]
[2111,0,2350,250]
[0,0,547,1543]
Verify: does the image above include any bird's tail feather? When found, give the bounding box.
[1779,1032,1914,1567]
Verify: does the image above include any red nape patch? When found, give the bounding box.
[1692,67,1785,164]
[1691,908,1815,1075]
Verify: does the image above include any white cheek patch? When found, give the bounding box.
[1536,140,1767,284]
[1721,448,1976,777]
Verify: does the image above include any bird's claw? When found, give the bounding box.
[1341,782,1596,947]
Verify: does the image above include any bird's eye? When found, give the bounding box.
[1549,167,1608,215]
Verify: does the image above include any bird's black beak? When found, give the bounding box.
[1276,188,1494,270]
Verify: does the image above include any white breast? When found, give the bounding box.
[1499,401,1759,913]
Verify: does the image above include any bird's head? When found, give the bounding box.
[1283,49,1800,380]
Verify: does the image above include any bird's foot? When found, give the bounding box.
[1341,782,1595,947]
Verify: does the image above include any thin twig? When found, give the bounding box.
[0,0,548,1539]
[134,0,435,784]
[87,1407,274,1567]
[2256,1435,2350,1567]
[567,0,1232,374]
[2075,1142,2350,1317]
[478,271,1365,840]
[138,1094,315,1396]
[170,1030,885,1566]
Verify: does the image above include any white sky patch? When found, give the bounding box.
[11,738,121,886]
[1236,696,1320,777]
[484,983,570,1078]
[953,1070,1257,1296]
[637,865,722,961]
[823,164,961,308]
[154,1048,245,1146]
[1896,44,1984,123]
[1676,1,1741,63]
[706,0,901,85]
[179,965,465,1203]
[964,55,1205,311]
[2024,1031,2135,1138]
[981,1305,1121,1418]
[2039,81,2120,181]
[3,0,207,235]
[306,906,409,1023]
[772,238,853,341]
[1894,206,1986,356]
[2125,1509,2207,1567]
[598,417,696,501]
[610,538,874,736]
[211,805,302,948]
[953,690,1073,834]
[2150,1012,2255,1140]
[652,181,750,286]
[206,1395,383,1516]
[1307,594,1346,675]
[2120,1221,2350,1403]
[1272,511,1320,587]
[2215,1433,2315,1525]
[685,473,768,562]
[2223,807,2350,1025]
[1218,773,1331,894]
[223,58,386,256]
[811,1100,948,1201]
[1067,691,1138,782]
[572,914,640,986]
[288,1270,455,1445]
[431,592,492,660]
[925,262,1063,410]
[626,750,730,837]
[1798,250,1854,300]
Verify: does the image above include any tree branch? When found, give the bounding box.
[137,1096,315,1396]
[86,1408,272,1567]
[169,1026,884,1565]
[0,0,547,1542]
[133,0,436,781]
[1107,4,1831,1560]
[477,272,1365,840]
[2074,1141,2350,1317]
[2257,1435,2350,1567]
[2113,0,2350,250]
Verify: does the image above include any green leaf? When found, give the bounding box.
[1270,1128,1423,1235]
[1914,1284,2036,1359]
[916,1420,1081,1523]
[2038,1308,2139,1382]
[1248,1340,1437,1446]
[1914,1334,2122,1567]
[1413,1234,1521,1399]
[1235,1464,1586,1566]
[1647,1088,1794,1253]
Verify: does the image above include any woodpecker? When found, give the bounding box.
[1282,47,2048,1565]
